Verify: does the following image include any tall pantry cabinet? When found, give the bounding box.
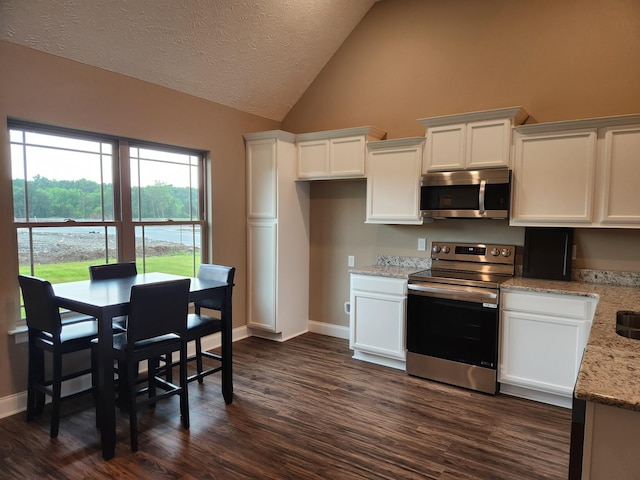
[244,131,310,341]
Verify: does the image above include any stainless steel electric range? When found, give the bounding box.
[406,241,516,394]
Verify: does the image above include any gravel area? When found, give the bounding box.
[17,231,193,264]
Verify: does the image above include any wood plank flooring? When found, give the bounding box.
[0,334,571,479]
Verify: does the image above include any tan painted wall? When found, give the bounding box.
[0,41,277,398]
[283,0,640,328]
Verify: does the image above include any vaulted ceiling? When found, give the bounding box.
[1,0,377,121]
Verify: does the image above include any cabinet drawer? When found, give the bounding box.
[502,291,594,320]
[351,274,407,296]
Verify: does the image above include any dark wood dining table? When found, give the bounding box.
[53,272,233,460]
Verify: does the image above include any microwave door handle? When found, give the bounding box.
[478,179,486,214]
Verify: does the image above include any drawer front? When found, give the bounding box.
[351,274,407,296]
[502,291,594,320]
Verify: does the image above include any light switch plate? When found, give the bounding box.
[418,238,426,251]
[348,255,355,267]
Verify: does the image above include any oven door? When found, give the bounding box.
[406,285,499,369]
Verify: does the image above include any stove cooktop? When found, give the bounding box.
[408,241,517,289]
[408,268,513,290]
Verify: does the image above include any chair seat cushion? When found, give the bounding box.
[93,331,181,357]
[112,316,128,333]
[187,313,222,337]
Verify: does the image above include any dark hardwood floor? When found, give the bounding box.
[0,334,571,479]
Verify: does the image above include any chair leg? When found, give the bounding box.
[91,346,101,428]
[180,343,189,429]
[50,351,62,438]
[164,353,173,383]
[195,339,204,384]
[26,341,44,421]
[148,357,159,409]
[128,358,139,452]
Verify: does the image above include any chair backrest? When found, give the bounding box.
[196,264,235,311]
[198,264,235,284]
[126,278,191,346]
[89,262,137,280]
[18,275,62,336]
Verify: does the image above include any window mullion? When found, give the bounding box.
[118,140,136,262]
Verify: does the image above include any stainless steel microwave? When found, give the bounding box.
[420,168,511,219]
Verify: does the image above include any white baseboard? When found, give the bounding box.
[308,320,349,339]
[499,383,572,409]
[0,325,252,421]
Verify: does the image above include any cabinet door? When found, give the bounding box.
[350,290,406,360]
[599,125,640,225]
[500,310,587,396]
[366,143,423,224]
[330,135,366,178]
[466,118,511,169]
[297,139,329,179]
[511,129,597,225]
[246,138,277,219]
[425,123,466,171]
[247,221,278,332]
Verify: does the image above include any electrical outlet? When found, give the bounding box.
[348,255,355,267]
[418,238,426,251]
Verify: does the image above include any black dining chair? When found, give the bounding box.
[93,278,191,452]
[163,265,235,385]
[89,261,137,280]
[89,262,137,333]
[18,275,98,438]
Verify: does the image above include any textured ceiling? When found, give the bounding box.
[0,0,377,121]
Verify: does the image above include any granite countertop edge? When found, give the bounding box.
[502,277,640,412]
[349,265,422,279]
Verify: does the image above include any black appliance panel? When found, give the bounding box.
[420,182,510,212]
[523,227,573,281]
[407,294,499,369]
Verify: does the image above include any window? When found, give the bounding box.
[10,121,207,291]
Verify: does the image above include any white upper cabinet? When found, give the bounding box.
[419,107,528,172]
[510,114,640,228]
[296,126,385,180]
[511,127,598,225]
[365,137,425,225]
[599,124,640,225]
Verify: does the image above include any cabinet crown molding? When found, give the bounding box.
[295,126,386,142]
[514,114,640,134]
[418,106,528,128]
[367,137,425,150]
[243,130,296,143]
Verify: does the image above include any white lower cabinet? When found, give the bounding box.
[499,290,595,408]
[349,274,407,370]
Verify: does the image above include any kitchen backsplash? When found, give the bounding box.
[573,269,640,287]
[378,255,640,287]
[377,255,431,269]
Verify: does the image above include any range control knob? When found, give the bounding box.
[441,245,451,254]
[501,248,512,257]
[432,245,441,254]
[490,248,500,256]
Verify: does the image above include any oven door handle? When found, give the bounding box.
[407,283,498,305]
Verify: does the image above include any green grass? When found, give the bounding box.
[19,253,200,284]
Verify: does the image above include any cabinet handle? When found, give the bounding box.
[479,179,486,215]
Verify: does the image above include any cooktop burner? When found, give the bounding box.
[408,241,516,288]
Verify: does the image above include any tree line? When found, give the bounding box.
[12,175,198,221]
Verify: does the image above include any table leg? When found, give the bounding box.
[221,286,233,404]
[97,312,116,459]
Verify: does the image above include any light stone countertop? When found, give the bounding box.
[350,260,640,411]
[349,265,423,279]
[502,277,640,411]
